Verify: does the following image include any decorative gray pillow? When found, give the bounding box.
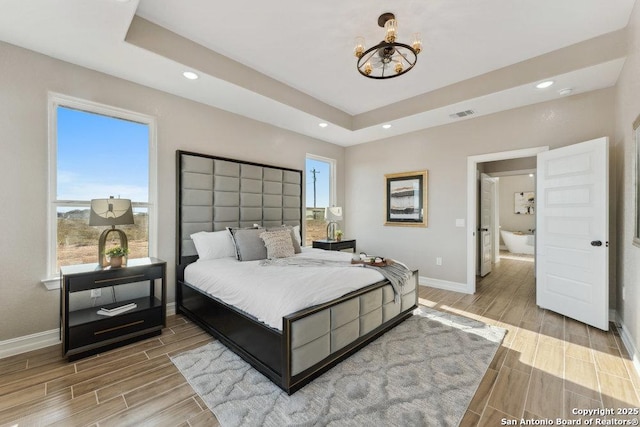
[227,227,267,261]
[260,229,295,259]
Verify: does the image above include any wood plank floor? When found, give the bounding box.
[1,254,638,426]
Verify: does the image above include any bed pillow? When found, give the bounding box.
[190,230,236,260]
[268,225,302,254]
[227,227,267,261]
[260,229,296,259]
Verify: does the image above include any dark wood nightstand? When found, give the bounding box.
[60,257,166,360]
[312,239,357,253]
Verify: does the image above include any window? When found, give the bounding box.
[48,94,157,276]
[305,154,336,245]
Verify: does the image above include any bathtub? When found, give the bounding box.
[500,230,535,255]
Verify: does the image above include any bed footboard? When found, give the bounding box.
[283,270,418,392]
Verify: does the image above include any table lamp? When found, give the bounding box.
[89,196,134,267]
[325,206,343,241]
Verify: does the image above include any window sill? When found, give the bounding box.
[42,277,60,291]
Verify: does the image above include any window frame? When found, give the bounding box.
[305,153,337,245]
[634,114,640,248]
[46,93,158,279]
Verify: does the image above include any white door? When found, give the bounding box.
[536,137,609,330]
[479,174,494,277]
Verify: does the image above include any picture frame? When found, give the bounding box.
[634,114,640,247]
[384,170,427,227]
[514,191,535,215]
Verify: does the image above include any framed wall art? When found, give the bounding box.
[384,170,427,227]
[514,191,535,215]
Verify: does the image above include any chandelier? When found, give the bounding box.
[354,13,422,79]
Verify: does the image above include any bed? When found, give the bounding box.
[175,150,418,394]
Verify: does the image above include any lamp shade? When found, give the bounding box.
[89,197,134,227]
[325,206,343,222]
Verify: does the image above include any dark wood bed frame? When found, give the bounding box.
[175,150,417,394]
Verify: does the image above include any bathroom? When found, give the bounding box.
[497,173,536,257]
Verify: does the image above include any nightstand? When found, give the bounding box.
[312,239,357,253]
[60,257,166,360]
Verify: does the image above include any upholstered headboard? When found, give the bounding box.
[176,150,303,266]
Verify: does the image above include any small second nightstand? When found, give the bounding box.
[312,239,357,253]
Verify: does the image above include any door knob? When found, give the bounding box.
[590,240,602,247]
[479,228,489,232]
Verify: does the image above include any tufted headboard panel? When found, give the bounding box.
[176,150,303,263]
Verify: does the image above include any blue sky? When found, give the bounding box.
[57,106,149,202]
[305,158,330,208]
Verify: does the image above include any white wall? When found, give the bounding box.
[614,0,640,360]
[345,89,616,286]
[497,175,536,245]
[0,41,345,340]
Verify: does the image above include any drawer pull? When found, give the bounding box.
[94,274,145,285]
[94,320,144,335]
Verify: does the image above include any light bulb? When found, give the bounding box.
[364,62,373,75]
[384,19,397,43]
[354,36,365,58]
[412,33,422,54]
[395,62,403,73]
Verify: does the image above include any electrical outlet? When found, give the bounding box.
[90,289,101,298]
[436,257,442,266]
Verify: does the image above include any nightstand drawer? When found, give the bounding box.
[67,265,164,292]
[68,307,161,349]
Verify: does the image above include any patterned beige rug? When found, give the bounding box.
[171,306,505,427]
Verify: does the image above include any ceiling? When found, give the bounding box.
[0,0,635,146]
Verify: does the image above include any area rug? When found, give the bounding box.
[171,306,505,427]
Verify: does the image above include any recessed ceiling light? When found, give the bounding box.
[529,174,534,177]
[535,80,554,89]
[558,88,573,96]
[182,71,199,80]
[318,122,328,128]
[382,124,392,129]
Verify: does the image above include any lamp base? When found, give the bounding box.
[327,221,338,241]
[98,228,129,267]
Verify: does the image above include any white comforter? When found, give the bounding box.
[184,248,385,330]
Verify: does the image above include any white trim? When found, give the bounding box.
[41,276,60,291]
[467,146,549,293]
[0,329,61,359]
[418,276,470,294]
[46,92,158,277]
[167,302,176,317]
[616,312,640,380]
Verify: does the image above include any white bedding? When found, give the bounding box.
[184,248,386,330]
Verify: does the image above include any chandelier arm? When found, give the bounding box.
[360,48,378,64]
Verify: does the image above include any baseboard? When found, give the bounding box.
[167,302,176,316]
[419,276,470,294]
[0,329,61,359]
[1,303,178,359]
[615,312,640,380]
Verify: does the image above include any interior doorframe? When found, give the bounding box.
[466,146,549,293]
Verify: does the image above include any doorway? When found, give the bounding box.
[465,146,549,294]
